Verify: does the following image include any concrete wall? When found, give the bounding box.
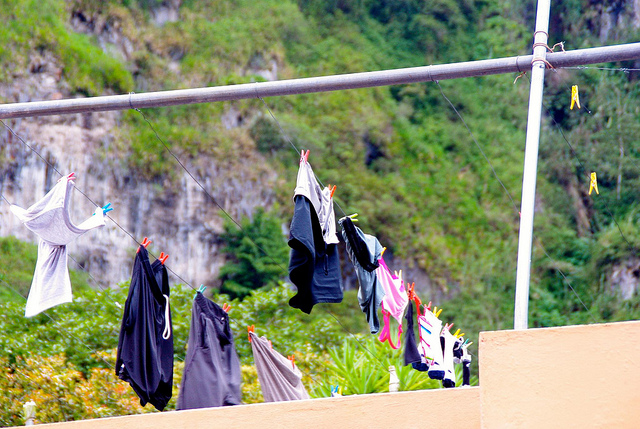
[479,320,640,429]
[31,388,480,429]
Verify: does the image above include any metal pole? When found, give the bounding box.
[0,43,640,119]
[514,0,551,330]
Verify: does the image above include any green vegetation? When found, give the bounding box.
[218,209,289,299]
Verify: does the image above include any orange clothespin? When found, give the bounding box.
[222,303,231,313]
[589,172,599,195]
[158,252,169,264]
[330,185,337,198]
[287,354,295,369]
[247,325,255,342]
[137,237,152,253]
[570,85,581,110]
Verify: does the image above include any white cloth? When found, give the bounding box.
[10,177,105,317]
[293,159,339,245]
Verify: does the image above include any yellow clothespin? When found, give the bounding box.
[570,85,581,110]
[589,172,599,195]
[381,247,387,256]
[453,328,461,338]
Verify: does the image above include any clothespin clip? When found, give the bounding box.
[331,385,343,397]
[247,325,255,342]
[425,301,432,312]
[348,213,358,222]
[570,85,581,110]
[381,247,387,257]
[329,185,337,198]
[59,172,77,182]
[158,252,169,265]
[287,354,295,369]
[433,306,443,318]
[300,150,310,164]
[95,202,113,215]
[589,172,599,195]
[194,284,206,299]
[222,303,231,313]
[136,237,152,253]
[453,328,462,338]
[268,340,272,349]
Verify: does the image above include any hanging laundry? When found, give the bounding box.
[453,338,472,387]
[441,327,456,388]
[418,306,445,380]
[9,173,106,317]
[403,300,428,371]
[294,150,339,245]
[177,292,242,410]
[375,258,408,347]
[339,216,384,333]
[249,331,310,402]
[288,153,342,314]
[116,245,173,411]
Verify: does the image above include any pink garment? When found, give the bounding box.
[378,308,403,349]
[376,258,408,323]
[376,258,408,348]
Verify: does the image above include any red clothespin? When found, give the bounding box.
[137,237,152,253]
[158,252,169,264]
[247,325,255,342]
[330,185,337,198]
[287,354,295,369]
[300,150,310,164]
[59,172,76,182]
[406,282,422,315]
[222,303,231,313]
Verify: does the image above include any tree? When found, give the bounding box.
[218,209,289,300]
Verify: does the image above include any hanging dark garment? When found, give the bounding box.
[339,217,379,272]
[339,217,384,333]
[404,301,429,371]
[177,292,242,410]
[288,195,342,313]
[115,246,173,411]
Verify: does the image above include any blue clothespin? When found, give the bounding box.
[331,385,342,397]
[94,202,113,215]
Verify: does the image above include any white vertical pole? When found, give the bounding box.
[514,0,552,330]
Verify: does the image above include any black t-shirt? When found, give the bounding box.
[115,246,173,411]
[288,195,343,313]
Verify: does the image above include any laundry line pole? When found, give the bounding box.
[514,0,551,330]
[1,43,640,119]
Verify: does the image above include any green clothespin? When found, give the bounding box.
[194,284,206,299]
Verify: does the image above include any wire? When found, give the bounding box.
[257,96,349,218]
[436,79,596,320]
[560,66,640,73]
[529,71,632,247]
[131,107,291,276]
[435,81,520,213]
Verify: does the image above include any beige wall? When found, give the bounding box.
[18,320,640,429]
[31,388,480,429]
[479,320,640,429]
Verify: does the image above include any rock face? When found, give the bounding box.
[609,259,640,300]
[0,113,278,289]
[0,60,278,289]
